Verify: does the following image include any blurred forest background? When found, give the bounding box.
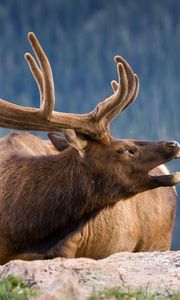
[0,0,179,248]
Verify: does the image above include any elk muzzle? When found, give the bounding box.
[166,141,180,158]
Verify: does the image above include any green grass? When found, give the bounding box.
[88,287,180,300]
[0,275,39,300]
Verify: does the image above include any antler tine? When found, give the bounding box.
[25,53,44,105]
[110,74,139,115]
[27,32,55,118]
[88,56,138,137]
[113,55,139,110]
[104,56,138,124]
[89,63,128,123]
[122,74,139,110]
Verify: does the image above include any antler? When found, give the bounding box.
[0,32,139,142]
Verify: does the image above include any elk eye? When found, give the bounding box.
[128,149,135,155]
[116,149,136,156]
[123,149,136,156]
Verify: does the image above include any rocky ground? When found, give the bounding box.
[0,251,179,299]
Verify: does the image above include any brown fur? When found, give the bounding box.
[0,132,179,264]
[60,166,177,259]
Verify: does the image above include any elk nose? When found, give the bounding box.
[167,141,180,148]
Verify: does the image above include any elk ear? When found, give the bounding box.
[48,133,69,152]
[64,129,88,156]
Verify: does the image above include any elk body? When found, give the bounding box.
[0,33,179,264]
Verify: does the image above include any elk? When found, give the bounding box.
[0,32,179,265]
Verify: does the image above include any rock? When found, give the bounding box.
[0,251,179,299]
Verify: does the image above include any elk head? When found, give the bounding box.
[0,32,179,201]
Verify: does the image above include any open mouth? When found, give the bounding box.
[149,143,180,187]
[172,147,180,184]
[175,149,180,158]
[165,145,180,184]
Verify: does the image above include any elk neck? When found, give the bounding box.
[0,146,129,253]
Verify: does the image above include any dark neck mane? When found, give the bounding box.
[1,147,129,254]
